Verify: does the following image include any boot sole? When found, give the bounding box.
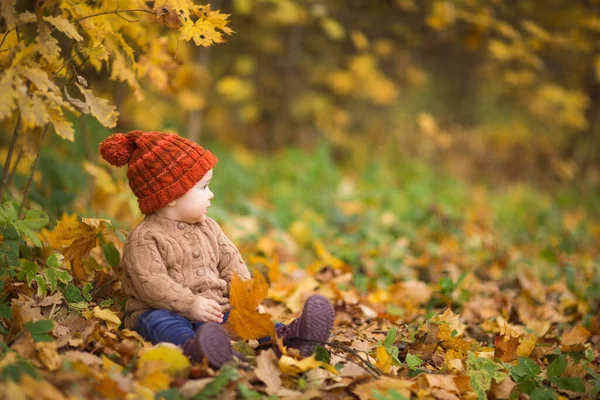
[298,294,335,356]
[196,323,234,368]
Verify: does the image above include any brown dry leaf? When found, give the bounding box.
[389,280,432,305]
[255,349,303,397]
[179,378,216,398]
[228,271,275,340]
[54,220,103,282]
[352,376,414,399]
[561,325,591,351]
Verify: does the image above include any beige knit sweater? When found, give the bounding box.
[120,214,251,329]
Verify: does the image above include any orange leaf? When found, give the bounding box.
[228,271,275,340]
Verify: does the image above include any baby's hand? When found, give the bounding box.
[191,297,224,323]
[256,304,265,314]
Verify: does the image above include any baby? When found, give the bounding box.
[99,130,335,367]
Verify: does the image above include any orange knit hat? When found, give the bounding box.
[99,130,218,214]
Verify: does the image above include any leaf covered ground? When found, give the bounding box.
[1,149,599,399]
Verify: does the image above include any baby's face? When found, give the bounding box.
[170,169,214,224]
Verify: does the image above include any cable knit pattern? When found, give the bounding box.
[121,214,251,329]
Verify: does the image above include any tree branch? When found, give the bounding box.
[286,337,383,377]
[0,8,154,50]
[0,115,21,202]
[18,124,50,216]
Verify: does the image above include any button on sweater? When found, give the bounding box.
[121,214,252,329]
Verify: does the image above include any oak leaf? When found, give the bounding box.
[75,83,119,128]
[43,15,84,41]
[36,21,61,62]
[228,271,275,340]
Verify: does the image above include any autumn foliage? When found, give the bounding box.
[1,1,600,399]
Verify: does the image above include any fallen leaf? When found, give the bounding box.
[278,354,337,376]
[255,349,303,397]
[35,341,61,371]
[228,271,276,340]
[352,376,414,399]
[93,306,121,330]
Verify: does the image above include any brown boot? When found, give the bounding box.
[182,322,245,368]
[276,294,335,356]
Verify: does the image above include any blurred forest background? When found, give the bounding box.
[3,0,600,224]
[1,1,600,398]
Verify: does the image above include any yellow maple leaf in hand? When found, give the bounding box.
[228,271,275,340]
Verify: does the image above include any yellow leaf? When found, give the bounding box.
[277,355,332,376]
[516,334,537,357]
[137,342,191,380]
[376,345,393,373]
[228,271,276,340]
[350,30,369,50]
[36,21,61,62]
[110,52,144,101]
[17,93,50,128]
[35,341,61,371]
[428,308,465,341]
[177,89,206,111]
[138,369,172,392]
[179,5,233,48]
[93,306,121,330]
[20,375,66,400]
[48,109,75,141]
[216,76,254,102]
[321,17,345,40]
[102,354,124,375]
[0,70,18,120]
[75,83,119,128]
[43,15,84,41]
[16,65,57,93]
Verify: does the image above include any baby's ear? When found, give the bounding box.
[166,200,177,207]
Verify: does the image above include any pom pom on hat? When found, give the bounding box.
[100,133,136,167]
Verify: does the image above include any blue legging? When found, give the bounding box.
[136,309,283,347]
